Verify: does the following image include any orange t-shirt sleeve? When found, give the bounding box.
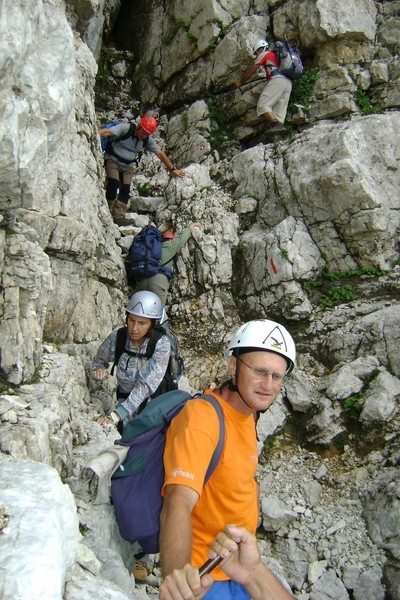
[162,399,220,496]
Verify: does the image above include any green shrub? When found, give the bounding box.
[334,432,349,454]
[205,98,232,150]
[236,241,245,255]
[303,266,389,305]
[136,182,152,196]
[355,89,381,115]
[181,111,189,131]
[163,16,197,45]
[281,248,290,261]
[320,284,357,308]
[302,279,323,291]
[343,394,363,420]
[288,68,319,111]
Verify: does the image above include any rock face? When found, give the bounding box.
[0,455,79,600]
[0,0,399,599]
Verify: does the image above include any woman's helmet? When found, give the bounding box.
[226,319,296,374]
[140,115,158,135]
[252,39,269,55]
[162,231,175,240]
[125,291,163,320]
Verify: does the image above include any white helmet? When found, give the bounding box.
[226,319,296,374]
[252,39,269,55]
[125,291,163,320]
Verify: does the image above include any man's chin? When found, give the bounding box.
[254,395,275,410]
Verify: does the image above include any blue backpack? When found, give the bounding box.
[111,390,225,553]
[100,121,122,151]
[127,224,173,281]
[274,40,304,81]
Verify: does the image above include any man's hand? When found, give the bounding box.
[155,150,185,178]
[159,564,213,600]
[98,128,113,137]
[208,525,295,600]
[171,168,186,178]
[207,524,261,584]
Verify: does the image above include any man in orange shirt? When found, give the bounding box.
[159,319,296,599]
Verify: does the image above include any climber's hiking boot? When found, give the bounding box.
[133,561,150,583]
[265,120,287,141]
[112,200,136,226]
[242,121,287,149]
[113,216,136,226]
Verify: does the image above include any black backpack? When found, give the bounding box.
[104,122,149,166]
[111,324,184,401]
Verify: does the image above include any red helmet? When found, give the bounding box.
[140,115,158,135]
[162,231,175,240]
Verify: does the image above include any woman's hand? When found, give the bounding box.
[92,369,108,380]
[94,412,120,426]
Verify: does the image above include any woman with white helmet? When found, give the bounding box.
[159,318,296,599]
[92,290,171,429]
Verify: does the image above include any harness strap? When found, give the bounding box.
[106,123,148,165]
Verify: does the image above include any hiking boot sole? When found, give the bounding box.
[265,129,287,141]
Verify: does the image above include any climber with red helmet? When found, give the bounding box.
[139,114,158,135]
[134,222,201,307]
[236,37,292,140]
[98,115,186,225]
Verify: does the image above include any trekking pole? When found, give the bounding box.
[198,555,223,577]
[237,79,263,94]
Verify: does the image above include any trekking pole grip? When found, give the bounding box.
[198,555,223,577]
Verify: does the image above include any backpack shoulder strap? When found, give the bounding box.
[121,123,149,148]
[106,123,140,165]
[118,389,192,444]
[118,122,136,141]
[196,394,225,484]
[111,327,128,376]
[145,325,165,359]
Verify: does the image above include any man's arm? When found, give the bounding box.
[155,149,185,178]
[163,222,200,258]
[159,525,295,600]
[236,63,259,88]
[159,484,199,576]
[98,127,113,136]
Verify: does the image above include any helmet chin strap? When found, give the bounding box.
[228,356,255,411]
[236,383,255,411]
